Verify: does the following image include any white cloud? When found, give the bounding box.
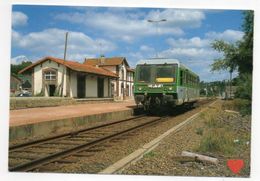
[11,55,29,64]
[126,29,240,72]
[155,29,243,81]
[12,28,116,62]
[146,9,205,28]
[166,37,210,48]
[140,45,154,52]
[206,29,244,43]
[12,11,28,27]
[163,29,244,62]
[55,9,206,43]
[160,47,220,60]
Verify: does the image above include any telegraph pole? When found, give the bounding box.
[60,32,68,97]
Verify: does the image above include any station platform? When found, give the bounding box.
[9,100,137,141]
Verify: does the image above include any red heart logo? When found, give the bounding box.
[227,159,244,174]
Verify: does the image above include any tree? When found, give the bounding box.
[211,40,238,98]
[11,61,32,75]
[210,11,253,100]
[237,11,253,74]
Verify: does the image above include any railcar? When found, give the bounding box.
[134,58,200,111]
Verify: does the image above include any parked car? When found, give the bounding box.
[16,92,32,97]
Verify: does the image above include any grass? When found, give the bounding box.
[198,130,235,155]
[222,99,251,116]
[195,127,204,135]
[196,100,250,156]
[144,151,157,158]
[200,110,223,128]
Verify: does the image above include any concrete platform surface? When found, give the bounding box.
[10,100,135,127]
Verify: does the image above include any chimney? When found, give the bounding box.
[98,55,105,65]
[101,56,105,65]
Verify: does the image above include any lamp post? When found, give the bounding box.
[147,19,167,58]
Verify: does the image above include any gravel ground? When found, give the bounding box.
[121,100,251,177]
[25,100,213,174]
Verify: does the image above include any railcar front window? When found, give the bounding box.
[156,65,175,78]
[137,65,152,82]
[155,65,176,83]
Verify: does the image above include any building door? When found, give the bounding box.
[77,74,85,98]
[111,83,114,97]
[126,85,129,96]
[98,77,104,98]
[49,85,56,96]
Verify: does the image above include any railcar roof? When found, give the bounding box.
[136,58,199,77]
[136,58,180,65]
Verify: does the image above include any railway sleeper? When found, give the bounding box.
[9,154,42,160]
[82,148,105,152]
[73,152,95,157]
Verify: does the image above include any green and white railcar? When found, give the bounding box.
[134,58,200,110]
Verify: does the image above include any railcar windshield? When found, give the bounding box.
[136,65,152,82]
[156,65,175,78]
[155,64,177,83]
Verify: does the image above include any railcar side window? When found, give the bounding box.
[180,70,183,85]
[136,65,152,82]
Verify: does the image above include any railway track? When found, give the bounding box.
[9,98,215,173]
[9,115,167,172]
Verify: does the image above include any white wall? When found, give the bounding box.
[34,65,43,95]
[86,75,97,97]
[70,71,77,97]
[33,60,67,96]
[104,78,108,97]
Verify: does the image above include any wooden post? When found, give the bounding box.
[181,151,219,164]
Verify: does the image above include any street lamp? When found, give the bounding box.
[147,19,167,58]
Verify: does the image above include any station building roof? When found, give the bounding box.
[19,56,118,78]
[84,57,129,67]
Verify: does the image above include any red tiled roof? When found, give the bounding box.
[126,67,135,73]
[84,57,129,67]
[19,56,118,78]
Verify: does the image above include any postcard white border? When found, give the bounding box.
[1,0,259,181]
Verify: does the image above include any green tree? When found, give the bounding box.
[11,61,32,75]
[210,11,253,100]
[237,11,253,74]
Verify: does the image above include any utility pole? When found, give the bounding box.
[99,42,103,57]
[229,70,232,99]
[60,32,68,97]
[147,19,167,58]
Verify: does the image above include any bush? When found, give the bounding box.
[223,99,251,116]
[195,127,204,135]
[235,73,252,100]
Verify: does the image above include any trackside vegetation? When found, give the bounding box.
[210,11,253,115]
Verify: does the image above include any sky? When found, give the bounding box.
[11,5,246,82]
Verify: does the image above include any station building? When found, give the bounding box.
[84,56,135,100]
[19,56,118,98]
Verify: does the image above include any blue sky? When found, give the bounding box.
[11,5,246,81]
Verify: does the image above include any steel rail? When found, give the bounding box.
[9,115,145,152]
[9,116,166,172]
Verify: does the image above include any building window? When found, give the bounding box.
[44,71,56,80]
[121,69,124,81]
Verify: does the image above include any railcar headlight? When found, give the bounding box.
[138,87,142,91]
[168,87,173,91]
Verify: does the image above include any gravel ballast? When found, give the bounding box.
[121,100,251,177]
